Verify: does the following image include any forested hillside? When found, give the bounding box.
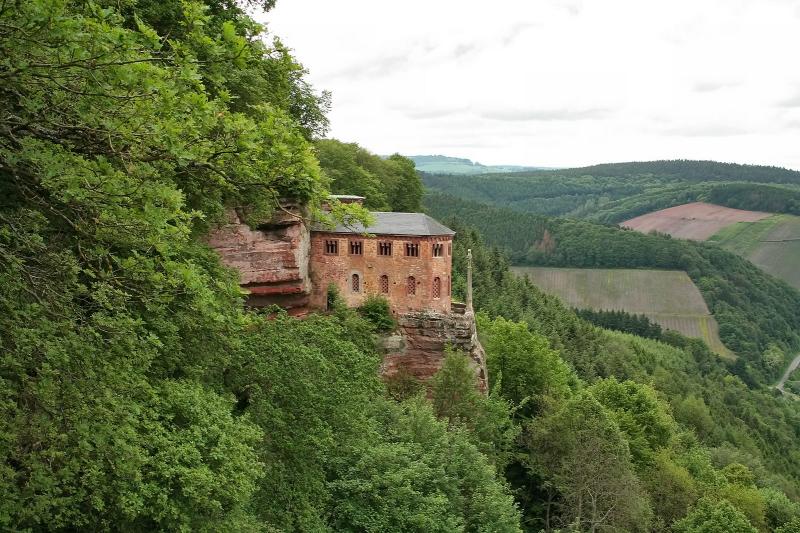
[424,160,800,222]
[427,194,800,384]
[0,1,520,529]
[447,225,800,531]
[4,0,800,531]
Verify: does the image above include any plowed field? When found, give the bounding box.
[621,202,770,241]
[510,266,733,357]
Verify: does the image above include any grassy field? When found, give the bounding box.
[510,266,733,357]
[708,214,800,290]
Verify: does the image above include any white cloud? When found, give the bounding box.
[259,0,800,169]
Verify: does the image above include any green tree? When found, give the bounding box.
[315,139,423,212]
[431,350,519,469]
[645,452,700,528]
[673,498,757,533]
[384,153,424,211]
[328,398,522,533]
[528,391,653,532]
[588,378,675,468]
[777,518,800,533]
[477,314,573,416]
[0,0,359,528]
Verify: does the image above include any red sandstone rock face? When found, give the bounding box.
[206,208,310,308]
[380,310,488,393]
[309,232,453,314]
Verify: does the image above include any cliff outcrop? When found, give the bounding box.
[380,308,488,392]
[206,207,310,311]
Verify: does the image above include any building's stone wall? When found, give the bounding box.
[380,309,487,392]
[206,208,310,310]
[308,232,452,314]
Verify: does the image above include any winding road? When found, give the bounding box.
[775,353,800,392]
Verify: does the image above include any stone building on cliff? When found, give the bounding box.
[310,208,455,315]
[206,195,487,389]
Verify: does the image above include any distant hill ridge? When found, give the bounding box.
[531,160,800,182]
[422,159,800,222]
[407,154,546,175]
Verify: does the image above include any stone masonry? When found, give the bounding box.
[309,232,453,314]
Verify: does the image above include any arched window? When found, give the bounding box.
[407,276,416,296]
[380,275,389,294]
[351,273,360,293]
[432,277,441,299]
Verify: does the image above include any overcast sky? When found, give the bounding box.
[259,0,800,169]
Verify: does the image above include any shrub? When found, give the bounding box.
[358,295,396,332]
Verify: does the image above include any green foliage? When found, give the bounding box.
[706,183,800,216]
[477,314,573,417]
[588,378,675,468]
[673,498,758,533]
[225,311,382,529]
[528,390,654,532]
[384,367,425,401]
[328,398,522,533]
[674,396,716,441]
[431,350,520,469]
[316,139,423,212]
[761,488,800,531]
[777,518,800,533]
[448,222,800,529]
[0,0,522,530]
[645,451,700,527]
[357,294,396,332]
[576,308,664,341]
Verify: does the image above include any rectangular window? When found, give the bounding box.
[432,243,443,257]
[405,242,419,257]
[349,240,363,255]
[378,241,392,256]
[448,243,452,256]
[324,239,338,255]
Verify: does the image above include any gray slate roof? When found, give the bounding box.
[315,212,455,236]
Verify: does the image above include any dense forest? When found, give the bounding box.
[424,161,800,223]
[426,193,800,384]
[3,0,800,531]
[446,224,800,531]
[0,1,518,529]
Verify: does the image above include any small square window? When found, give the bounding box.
[378,241,392,256]
[349,240,363,255]
[405,242,419,257]
[432,243,443,257]
[324,239,338,255]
